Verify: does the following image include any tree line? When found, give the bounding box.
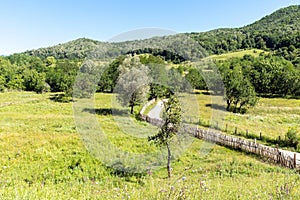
[184,54,300,112]
[1,49,299,114]
[0,54,80,96]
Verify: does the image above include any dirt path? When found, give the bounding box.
[147,100,164,120]
[279,149,300,165]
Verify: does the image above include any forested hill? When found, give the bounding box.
[25,38,109,60]
[188,5,300,54]
[24,5,300,59]
[245,4,300,31]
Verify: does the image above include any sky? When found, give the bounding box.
[0,0,300,55]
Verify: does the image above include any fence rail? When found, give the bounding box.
[140,111,299,169]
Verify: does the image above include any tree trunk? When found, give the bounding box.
[167,143,171,178]
[234,103,238,113]
[239,103,245,113]
[130,105,134,114]
[226,100,231,111]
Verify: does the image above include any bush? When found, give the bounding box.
[285,127,299,149]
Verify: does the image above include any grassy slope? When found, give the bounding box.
[0,92,299,199]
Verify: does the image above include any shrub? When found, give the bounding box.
[285,127,299,149]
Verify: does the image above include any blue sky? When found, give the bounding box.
[0,0,299,55]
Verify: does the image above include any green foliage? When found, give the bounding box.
[73,60,102,98]
[25,38,104,59]
[148,96,182,146]
[285,127,299,149]
[148,83,172,99]
[115,55,150,114]
[222,67,258,113]
[189,5,300,55]
[128,48,186,64]
[45,56,57,66]
[98,56,125,92]
[0,75,6,92]
[147,63,172,99]
[23,69,48,93]
[0,55,59,94]
[138,53,166,65]
[7,75,25,91]
[185,67,207,90]
[148,96,182,178]
[46,59,79,96]
[216,54,299,99]
[166,67,192,93]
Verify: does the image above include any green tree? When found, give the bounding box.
[148,63,170,99]
[23,69,48,93]
[148,95,182,178]
[237,79,258,112]
[98,56,125,92]
[167,68,184,92]
[223,68,258,113]
[46,60,79,96]
[7,75,24,91]
[185,68,207,90]
[285,127,299,149]
[116,67,150,114]
[115,55,150,114]
[73,60,100,98]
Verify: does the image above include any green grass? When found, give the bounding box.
[0,92,300,199]
[205,49,267,60]
[182,91,300,147]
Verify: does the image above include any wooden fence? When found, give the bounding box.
[139,111,299,169]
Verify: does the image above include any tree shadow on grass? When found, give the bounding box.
[49,93,73,103]
[107,162,147,185]
[259,94,300,100]
[205,103,226,111]
[82,108,128,116]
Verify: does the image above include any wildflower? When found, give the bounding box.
[182,176,186,181]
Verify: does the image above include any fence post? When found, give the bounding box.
[259,131,262,140]
[278,136,281,143]
[234,127,237,135]
[276,144,279,163]
[225,124,228,132]
[246,129,248,137]
[294,153,297,168]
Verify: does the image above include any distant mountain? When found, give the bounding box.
[25,5,300,59]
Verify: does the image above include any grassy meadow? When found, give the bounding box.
[189,92,300,148]
[0,92,300,199]
[205,49,268,61]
